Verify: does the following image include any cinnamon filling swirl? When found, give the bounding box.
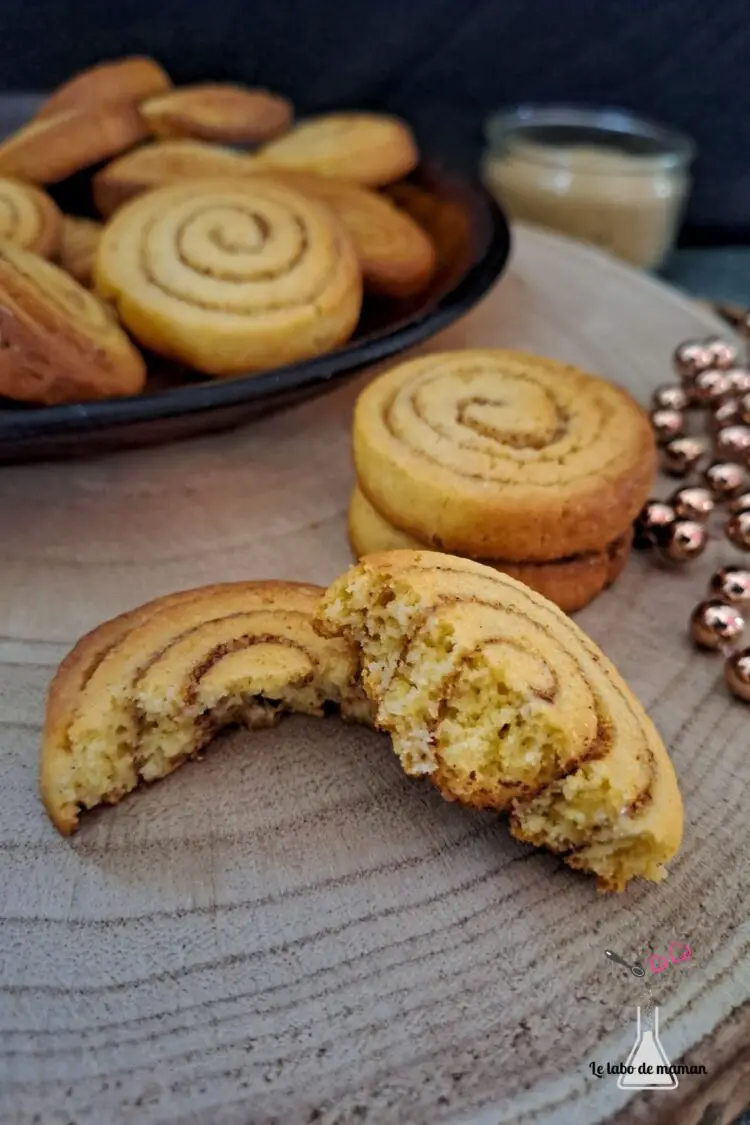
[384,366,619,485]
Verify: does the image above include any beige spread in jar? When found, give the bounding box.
[482,110,694,270]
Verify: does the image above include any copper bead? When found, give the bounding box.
[723,367,750,396]
[633,500,676,548]
[703,336,740,370]
[669,486,714,522]
[673,339,714,379]
[725,648,750,701]
[712,399,742,431]
[715,424,750,463]
[728,491,750,515]
[726,511,750,551]
[650,407,685,443]
[709,566,750,606]
[663,437,707,477]
[690,368,730,405]
[663,520,708,561]
[703,461,747,498]
[652,384,688,411]
[690,600,746,650]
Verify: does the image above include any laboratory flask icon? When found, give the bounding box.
[617,1005,678,1090]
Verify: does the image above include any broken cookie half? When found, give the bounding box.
[315,550,683,892]
[41,581,371,834]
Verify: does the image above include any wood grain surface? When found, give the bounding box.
[1,225,749,1125]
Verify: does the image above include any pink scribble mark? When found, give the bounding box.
[668,941,692,965]
[646,941,693,974]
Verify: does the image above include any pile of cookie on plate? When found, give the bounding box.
[0,56,439,406]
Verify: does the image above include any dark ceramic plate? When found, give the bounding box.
[0,103,510,462]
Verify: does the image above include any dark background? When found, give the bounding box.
[1,0,749,238]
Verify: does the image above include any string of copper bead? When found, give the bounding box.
[634,331,750,703]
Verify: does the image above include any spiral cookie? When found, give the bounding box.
[347,486,632,613]
[41,582,371,835]
[140,83,293,144]
[316,551,683,891]
[0,242,146,405]
[258,113,419,186]
[92,140,260,217]
[354,350,657,561]
[94,178,363,375]
[0,178,61,258]
[0,104,148,183]
[260,172,436,297]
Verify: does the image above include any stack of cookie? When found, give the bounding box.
[347,349,657,611]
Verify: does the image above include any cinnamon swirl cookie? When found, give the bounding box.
[92,140,259,217]
[353,350,657,561]
[347,486,632,613]
[316,551,683,891]
[261,172,437,297]
[257,112,419,186]
[0,103,148,183]
[0,242,146,405]
[0,178,61,258]
[94,178,363,375]
[41,582,371,835]
[140,84,293,144]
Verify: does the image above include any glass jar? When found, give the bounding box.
[482,105,695,270]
